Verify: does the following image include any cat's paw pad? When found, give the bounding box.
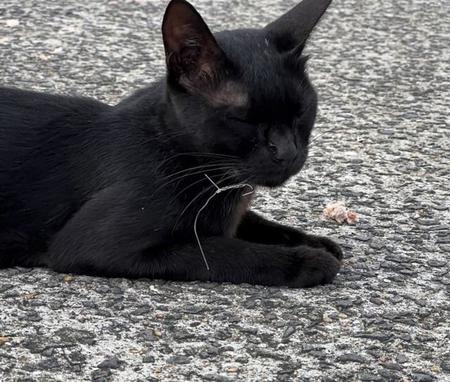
[289,249,341,288]
[306,235,343,261]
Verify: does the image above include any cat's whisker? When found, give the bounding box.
[193,175,254,270]
[171,173,237,233]
[309,131,326,144]
[159,151,239,162]
[151,164,238,200]
[160,162,238,181]
[171,185,217,234]
[309,124,340,147]
[155,152,239,173]
[157,160,238,182]
[168,177,210,204]
[167,166,237,206]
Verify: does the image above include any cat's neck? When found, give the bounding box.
[116,79,166,112]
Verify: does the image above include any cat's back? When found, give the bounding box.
[0,87,109,135]
[0,86,111,187]
[0,87,111,240]
[0,86,110,160]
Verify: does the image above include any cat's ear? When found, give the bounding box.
[162,0,226,92]
[265,0,332,53]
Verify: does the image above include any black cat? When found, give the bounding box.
[0,0,343,287]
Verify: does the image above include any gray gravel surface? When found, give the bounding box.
[1,0,449,381]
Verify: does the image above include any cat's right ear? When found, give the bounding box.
[265,0,332,53]
[162,0,226,93]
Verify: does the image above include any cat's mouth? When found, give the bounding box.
[242,155,306,188]
[240,164,301,188]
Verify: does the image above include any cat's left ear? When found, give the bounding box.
[162,0,226,92]
[265,0,332,53]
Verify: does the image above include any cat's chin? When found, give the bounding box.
[259,179,288,188]
[253,174,292,188]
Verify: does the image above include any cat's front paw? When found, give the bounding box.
[305,235,343,261]
[288,248,341,288]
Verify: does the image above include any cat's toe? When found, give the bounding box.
[307,235,344,261]
[289,249,341,288]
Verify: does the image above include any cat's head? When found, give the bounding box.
[162,0,332,187]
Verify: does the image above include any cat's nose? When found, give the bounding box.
[267,134,297,164]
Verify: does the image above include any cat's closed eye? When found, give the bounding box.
[227,116,253,125]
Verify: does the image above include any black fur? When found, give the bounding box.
[0,0,342,287]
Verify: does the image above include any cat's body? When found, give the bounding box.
[0,0,343,287]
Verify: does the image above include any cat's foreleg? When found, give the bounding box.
[236,211,343,260]
[52,233,341,288]
[164,237,341,287]
[45,186,340,287]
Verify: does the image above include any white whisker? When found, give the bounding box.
[194,174,254,271]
